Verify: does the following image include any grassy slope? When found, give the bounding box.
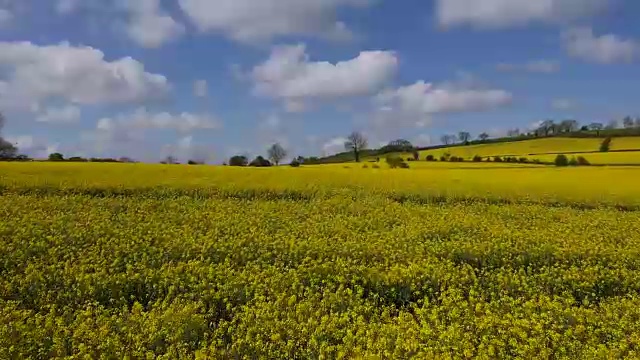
[362,137,640,164]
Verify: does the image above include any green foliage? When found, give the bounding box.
[569,157,579,166]
[229,155,248,167]
[555,154,569,167]
[249,156,272,167]
[48,153,65,161]
[600,137,612,152]
[473,155,483,162]
[289,160,301,167]
[386,156,409,169]
[426,155,436,162]
[493,156,503,163]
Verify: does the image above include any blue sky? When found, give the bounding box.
[0,0,638,162]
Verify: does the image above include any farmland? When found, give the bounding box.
[2,162,640,358]
[371,136,640,164]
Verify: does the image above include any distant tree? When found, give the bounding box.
[538,120,555,136]
[623,116,635,129]
[635,117,640,128]
[386,139,415,153]
[0,112,18,160]
[554,154,569,167]
[458,131,471,143]
[296,156,305,164]
[440,134,456,145]
[559,119,579,133]
[605,120,619,130]
[507,128,520,137]
[68,156,87,162]
[249,156,272,167]
[344,131,368,163]
[580,125,589,132]
[267,143,287,166]
[162,156,178,165]
[229,155,248,167]
[48,153,65,161]
[478,132,490,141]
[412,150,420,161]
[588,122,604,136]
[119,157,135,163]
[187,159,205,165]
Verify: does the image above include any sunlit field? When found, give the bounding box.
[366,137,640,162]
[2,162,640,358]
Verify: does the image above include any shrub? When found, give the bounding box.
[518,157,529,164]
[426,155,436,161]
[386,156,408,169]
[532,159,542,164]
[229,155,248,167]
[473,155,483,162]
[577,156,591,166]
[555,154,569,167]
[569,157,579,166]
[600,137,612,152]
[493,156,503,163]
[289,160,301,167]
[439,156,447,162]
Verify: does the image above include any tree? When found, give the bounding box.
[458,131,471,143]
[48,153,64,161]
[635,117,640,128]
[588,122,604,136]
[559,119,579,133]
[161,156,178,165]
[267,143,287,166]
[0,112,18,160]
[229,155,248,167]
[344,131,368,163]
[537,120,555,136]
[385,139,414,153]
[478,132,490,141]
[440,134,456,145]
[605,120,618,130]
[249,156,272,167]
[507,128,520,137]
[623,116,635,129]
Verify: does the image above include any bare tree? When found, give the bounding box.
[440,134,456,145]
[344,131,368,163]
[605,120,619,130]
[623,116,635,129]
[458,131,471,143]
[478,132,490,141]
[267,143,287,165]
[588,122,604,136]
[507,128,521,137]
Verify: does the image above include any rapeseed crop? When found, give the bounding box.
[1,162,640,358]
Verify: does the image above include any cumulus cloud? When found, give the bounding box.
[251,44,398,109]
[322,137,348,156]
[119,0,185,48]
[373,80,513,128]
[98,107,222,134]
[436,0,610,29]
[178,0,371,43]
[0,41,170,110]
[35,105,81,124]
[562,27,638,64]
[496,60,560,73]
[6,135,59,159]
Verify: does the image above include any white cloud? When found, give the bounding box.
[6,135,59,159]
[373,80,513,128]
[100,107,222,134]
[496,60,560,73]
[0,41,170,110]
[436,0,610,29]
[178,0,371,43]
[562,27,638,64]
[120,0,185,48]
[0,8,12,27]
[322,137,348,156]
[251,44,398,108]
[35,105,81,124]
[552,98,577,110]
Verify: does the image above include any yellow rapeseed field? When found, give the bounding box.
[393,136,640,162]
[2,162,640,358]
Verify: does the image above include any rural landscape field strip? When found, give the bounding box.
[2,163,640,358]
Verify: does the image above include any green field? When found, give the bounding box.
[2,162,640,358]
[373,137,640,164]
